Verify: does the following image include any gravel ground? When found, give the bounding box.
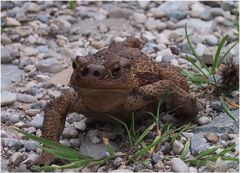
[1,1,239,172]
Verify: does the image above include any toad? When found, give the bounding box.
[38,37,199,165]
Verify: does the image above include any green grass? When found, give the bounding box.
[182,24,238,89]
[68,0,77,10]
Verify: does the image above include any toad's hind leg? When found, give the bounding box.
[125,80,199,121]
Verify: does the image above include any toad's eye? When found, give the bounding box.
[111,65,121,77]
[72,61,77,69]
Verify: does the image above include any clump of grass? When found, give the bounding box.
[68,0,77,10]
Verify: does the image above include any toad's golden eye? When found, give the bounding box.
[111,65,121,77]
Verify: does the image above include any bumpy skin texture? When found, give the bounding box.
[38,37,199,165]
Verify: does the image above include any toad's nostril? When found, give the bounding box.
[93,70,100,77]
[80,67,89,77]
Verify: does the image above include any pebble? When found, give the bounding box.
[113,157,123,167]
[23,140,39,151]
[189,167,198,173]
[134,163,145,172]
[170,59,179,66]
[8,113,20,124]
[151,153,163,164]
[154,161,165,171]
[23,47,39,56]
[5,17,21,26]
[10,152,28,165]
[36,58,64,73]
[205,133,220,143]
[167,10,187,20]
[1,46,15,63]
[1,1,15,10]
[173,140,184,155]
[15,163,29,172]
[197,116,211,125]
[211,101,222,112]
[69,138,81,148]
[62,126,78,139]
[30,114,44,128]
[22,152,39,164]
[37,14,49,23]
[132,13,147,24]
[25,109,40,116]
[22,2,40,13]
[1,91,17,106]
[17,93,37,103]
[162,55,176,63]
[190,3,206,17]
[67,113,85,123]
[170,158,189,172]
[87,129,101,144]
[2,138,22,150]
[74,119,87,131]
[204,35,219,46]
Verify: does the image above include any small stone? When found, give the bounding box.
[170,59,179,66]
[2,138,22,150]
[154,161,165,171]
[87,129,101,144]
[8,113,20,124]
[97,24,109,33]
[17,93,37,103]
[151,153,163,164]
[22,152,39,164]
[1,91,17,106]
[200,10,212,21]
[132,13,147,24]
[173,140,184,155]
[5,17,21,26]
[113,157,123,167]
[205,133,220,143]
[10,152,28,165]
[204,35,219,46]
[109,169,133,173]
[189,167,198,173]
[1,1,15,10]
[67,112,85,123]
[60,140,71,147]
[167,10,187,20]
[170,158,189,172]
[197,116,211,125]
[23,140,39,151]
[30,114,44,128]
[22,2,40,13]
[23,47,39,56]
[134,163,145,172]
[37,14,49,23]
[26,127,36,133]
[1,46,15,63]
[211,101,222,112]
[160,142,171,154]
[162,55,176,63]
[195,43,206,57]
[69,138,81,148]
[138,1,149,9]
[15,163,29,172]
[36,58,64,73]
[190,3,205,17]
[74,119,86,131]
[62,126,78,139]
[25,109,40,116]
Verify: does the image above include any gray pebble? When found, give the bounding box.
[132,13,147,24]
[8,113,20,124]
[200,10,212,21]
[173,140,184,155]
[167,10,187,20]
[204,35,219,46]
[23,47,39,56]
[22,2,40,13]
[23,140,39,151]
[17,93,37,103]
[87,129,101,144]
[170,158,189,172]
[5,17,21,26]
[69,138,81,148]
[62,126,78,139]
[211,101,222,112]
[113,157,123,167]
[67,112,85,123]
[151,153,163,164]
[26,127,36,134]
[74,119,86,131]
[36,58,64,73]
[2,138,22,150]
[1,1,15,10]
[59,139,71,147]
[30,114,44,128]
[1,91,17,106]
[37,14,49,23]
[162,55,176,63]
[1,46,15,63]
[10,152,28,165]
[134,163,145,172]
[197,116,211,125]
[25,109,40,116]
[15,163,29,172]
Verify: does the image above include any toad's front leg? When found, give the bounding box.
[125,80,199,121]
[37,91,77,165]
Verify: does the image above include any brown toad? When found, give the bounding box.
[38,37,199,164]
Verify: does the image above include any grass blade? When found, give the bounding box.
[103,137,115,157]
[220,41,239,64]
[134,123,156,146]
[185,24,208,70]
[180,138,191,160]
[211,35,228,74]
[188,159,207,166]
[218,144,236,156]
[196,146,219,159]
[220,96,237,122]
[14,128,92,159]
[109,116,133,147]
[181,69,208,84]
